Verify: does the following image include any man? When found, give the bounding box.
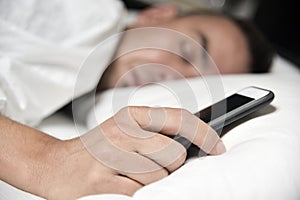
[98,5,274,89]
[0,1,272,199]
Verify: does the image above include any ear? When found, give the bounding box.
[135,5,179,26]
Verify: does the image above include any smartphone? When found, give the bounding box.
[173,86,275,157]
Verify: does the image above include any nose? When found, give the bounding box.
[134,49,200,78]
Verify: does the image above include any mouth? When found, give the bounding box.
[129,67,169,87]
[123,64,170,87]
[115,67,143,88]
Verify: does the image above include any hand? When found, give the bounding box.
[134,5,179,27]
[37,106,226,199]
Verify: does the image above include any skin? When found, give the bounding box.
[99,10,250,89]
[0,6,231,199]
[0,107,225,199]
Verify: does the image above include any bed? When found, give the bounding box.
[1,55,299,200]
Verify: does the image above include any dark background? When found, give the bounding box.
[254,0,299,68]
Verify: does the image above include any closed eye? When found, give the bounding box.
[200,34,208,65]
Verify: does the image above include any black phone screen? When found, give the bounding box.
[195,94,254,123]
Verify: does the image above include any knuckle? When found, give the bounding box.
[149,169,169,184]
[107,127,122,142]
[100,120,127,148]
[128,106,148,118]
[179,149,187,164]
[180,108,192,118]
[118,106,130,115]
[161,169,169,178]
[173,142,187,167]
[128,106,139,118]
[175,143,187,165]
[177,108,192,126]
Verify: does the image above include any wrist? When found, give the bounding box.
[35,137,88,199]
[25,136,67,198]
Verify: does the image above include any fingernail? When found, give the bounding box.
[215,140,226,154]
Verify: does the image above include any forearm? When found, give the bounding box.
[0,115,64,197]
[0,106,226,199]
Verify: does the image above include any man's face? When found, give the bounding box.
[100,14,250,89]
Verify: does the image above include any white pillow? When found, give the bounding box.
[1,56,299,200]
[82,56,300,200]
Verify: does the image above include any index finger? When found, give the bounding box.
[129,106,226,155]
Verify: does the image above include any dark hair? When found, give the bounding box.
[181,9,275,73]
[230,16,275,73]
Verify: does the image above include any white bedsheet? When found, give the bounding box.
[1,56,300,200]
